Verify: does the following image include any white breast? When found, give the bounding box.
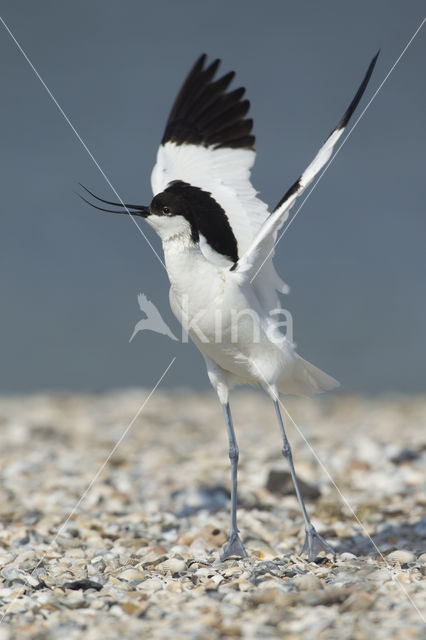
[164,239,291,384]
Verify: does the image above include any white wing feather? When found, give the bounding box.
[234,52,379,282]
[151,52,378,307]
[151,142,268,258]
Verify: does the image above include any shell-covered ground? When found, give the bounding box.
[0,389,424,639]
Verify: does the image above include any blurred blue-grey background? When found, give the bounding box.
[1,0,425,393]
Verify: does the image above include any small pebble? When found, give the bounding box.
[339,552,358,561]
[159,558,186,573]
[137,577,163,593]
[387,550,416,564]
[118,569,145,583]
[1,567,26,583]
[120,600,148,616]
[292,574,322,591]
[0,390,423,638]
[341,591,375,612]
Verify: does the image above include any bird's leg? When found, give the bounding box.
[220,402,247,561]
[273,400,335,561]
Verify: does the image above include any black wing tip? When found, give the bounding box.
[272,49,380,215]
[162,54,255,151]
[207,56,221,70]
[194,53,210,72]
[336,49,380,131]
[273,177,301,213]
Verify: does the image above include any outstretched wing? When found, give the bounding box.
[234,51,379,281]
[151,54,270,260]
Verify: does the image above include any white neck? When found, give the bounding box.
[163,235,203,284]
[162,234,221,302]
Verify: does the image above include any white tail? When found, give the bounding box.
[278,356,339,397]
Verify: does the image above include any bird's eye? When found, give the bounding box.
[162,206,170,215]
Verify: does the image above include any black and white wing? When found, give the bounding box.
[234,51,379,281]
[151,55,271,263]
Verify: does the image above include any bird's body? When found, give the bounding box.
[83,52,379,561]
[165,237,336,396]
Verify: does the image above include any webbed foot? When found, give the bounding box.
[221,532,248,561]
[300,526,335,561]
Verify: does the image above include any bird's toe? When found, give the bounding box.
[299,526,335,562]
[221,532,248,561]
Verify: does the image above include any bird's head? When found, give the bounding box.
[79,183,198,244]
[80,180,238,262]
[147,190,198,243]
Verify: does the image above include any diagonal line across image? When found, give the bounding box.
[0,356,176,623]
[251,360,426,625]
[249,15,426,285]
[0,15,166,271]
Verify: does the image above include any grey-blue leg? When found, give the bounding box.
[273,400,335,561]
[220,402,247,561]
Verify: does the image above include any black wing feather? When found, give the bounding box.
[273,51,380,213]
[161,54,255,150]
